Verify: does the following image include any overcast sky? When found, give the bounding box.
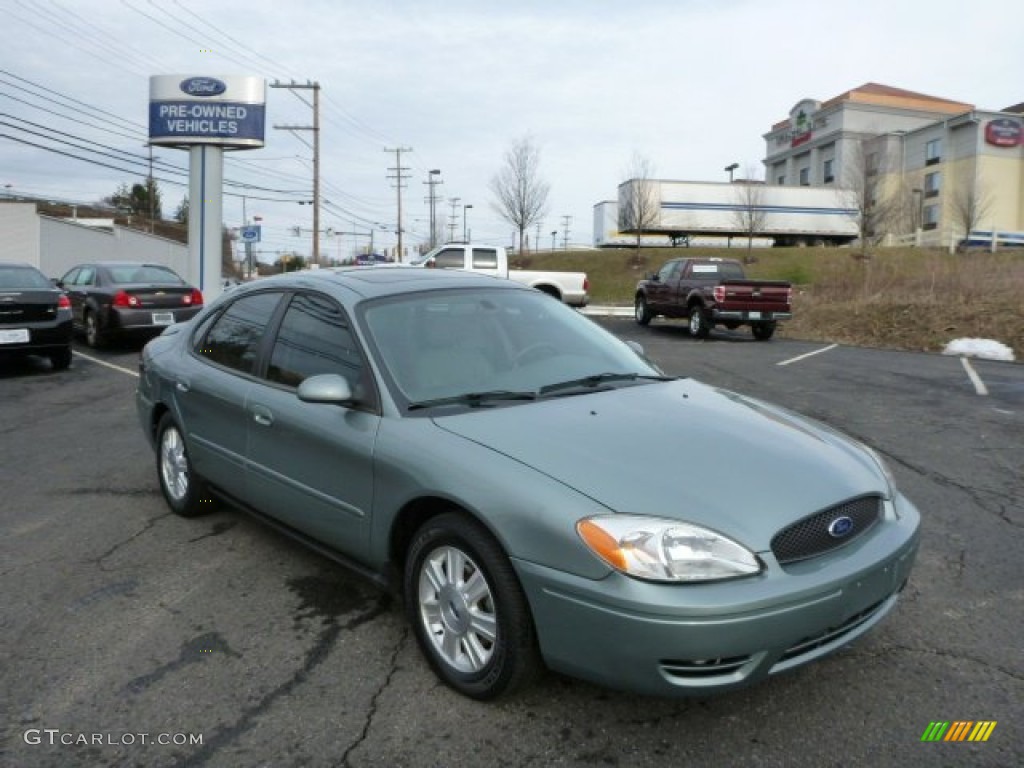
[1,0,1021,260]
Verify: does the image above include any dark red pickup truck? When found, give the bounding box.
[634,257,792,340]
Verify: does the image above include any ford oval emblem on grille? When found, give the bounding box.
[180,77,227,97]
[828,516,855,538]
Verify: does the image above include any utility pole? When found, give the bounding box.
[561,215,572,250]
[271,80,321,265]
[424,169,442,249]
[447,197,461,243]
[535,222,541,255]
[385,146,412,262]
[146,144,158,233]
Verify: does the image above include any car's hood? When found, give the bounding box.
[430,379,887,551]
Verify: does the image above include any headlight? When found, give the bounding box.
[577,515,761,583]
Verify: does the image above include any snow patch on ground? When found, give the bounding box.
[942,338,1016,362]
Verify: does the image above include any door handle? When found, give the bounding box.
[251,405,274,427]
[175,379,190,393]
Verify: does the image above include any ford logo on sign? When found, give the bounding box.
[180,77,227,97]
[828,516,855,538]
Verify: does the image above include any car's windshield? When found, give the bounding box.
[0,266,53,290]
[361,288,662,407]
[108,265,185,285]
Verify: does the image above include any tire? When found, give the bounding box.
[752,322,776,341]
[84,309,105,349]
[688,305,711,339]
[49,346,72,371]
[634,295,652,326]
[156,413,215,517]
[404,513,540,700]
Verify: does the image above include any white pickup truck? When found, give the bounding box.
[410,243,589,307]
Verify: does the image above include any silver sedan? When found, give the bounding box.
[136,266,920,699]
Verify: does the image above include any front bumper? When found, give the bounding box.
[515,494,920,697]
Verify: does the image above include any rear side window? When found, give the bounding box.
[267,293,363,389]
[471,248,498,269]
[199,292,282,374]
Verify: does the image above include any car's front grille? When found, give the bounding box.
[659,654,752,680]
[771,495,882,565]
[776,598,888,664]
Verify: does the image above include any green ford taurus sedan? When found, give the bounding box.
[136,266,920,699]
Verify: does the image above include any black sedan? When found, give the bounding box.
[0,262,73,370]
[57,262,204,348]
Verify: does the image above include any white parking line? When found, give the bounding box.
[776,343,838,367]
[73,351,139,378]
[959,356,988,396]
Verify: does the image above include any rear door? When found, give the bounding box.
[177,290,285,497]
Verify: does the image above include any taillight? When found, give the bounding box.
[713,286,725,303]
[183,289,204,306]
[583,276,590,292]
[112,290,140,308]
[57,294,71,309]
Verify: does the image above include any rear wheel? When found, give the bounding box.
[688,305,711,339]
[752,322,776,341]
[634,295,652,326]
[84,310,105,348]
[49,347,72,371]
[156,413,215,517]
[404,513,540,700]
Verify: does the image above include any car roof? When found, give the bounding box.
[246,265,522,300]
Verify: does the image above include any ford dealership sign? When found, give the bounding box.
[180,77,228,97]
[150,75,265,148]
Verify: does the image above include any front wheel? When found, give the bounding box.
[156,413,215,517]
[752,321,776,341]
[404,513,540,700]
[634,295,652,326]
[688,305,711,339]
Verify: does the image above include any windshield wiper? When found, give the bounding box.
[539,372,675,397]
[407,390,538,411]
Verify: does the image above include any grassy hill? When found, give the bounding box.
[513,246,1024,360]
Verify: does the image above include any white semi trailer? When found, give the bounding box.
[597,180,859,247]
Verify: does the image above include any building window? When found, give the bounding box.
[799,167,809,186]
[925,139,941,165]
[924,171,941,198]
[823,159,834,183]
[777,175,786,185]
[923,204,939,230]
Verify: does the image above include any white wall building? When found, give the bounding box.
[0,202,190,279]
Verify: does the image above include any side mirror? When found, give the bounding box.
[649,273,660,282]
[52,278,64,288]
[297,374,354,405]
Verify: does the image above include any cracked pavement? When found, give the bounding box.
[1,331,1021,768]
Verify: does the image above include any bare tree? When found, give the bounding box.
[489,137,550,254]
[949,173,993,249]
[618,153,659,260]
[839,138,898,257]
[731,167,766,261]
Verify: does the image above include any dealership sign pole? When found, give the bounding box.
[149,75,266,299]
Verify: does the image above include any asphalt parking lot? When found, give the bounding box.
[2,320,1021,768]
